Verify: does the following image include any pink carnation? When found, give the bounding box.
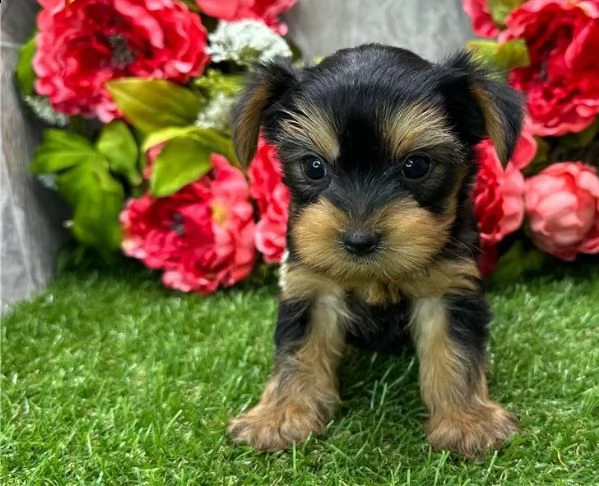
[121,154,256,293]
[525,162,599,261]
[502,0,599,136]
[462,0,501,38]
[34,0,209,122]
[472,120,537,275]
[248,139,290,263]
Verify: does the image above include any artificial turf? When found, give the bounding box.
[2,261,598,485]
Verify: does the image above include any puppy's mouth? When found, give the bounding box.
[302,233,396,282]
[291,197,447,282]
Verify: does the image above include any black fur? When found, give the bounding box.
[445,290,491,365]
[274,298,311,351]
[256,43,523,351]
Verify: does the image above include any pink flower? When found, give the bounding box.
[34,0,209,122]
[248,138,290,263]
[121,154,256,293]
[462,0,501,38]
[472,121,537,275]
[502,0,599,136]
[195,0,297,34]
[143,143,165,179]
[525,162,599,261]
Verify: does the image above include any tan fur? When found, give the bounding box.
[228,293,347,451]
[279,103,340,161]
[398,258,480,299]
[233,83,272,165]
[348,280,403,306]
[384,103,457,159]
[410,297,517,457]
[471,83,507,163]
[281,265,345,303]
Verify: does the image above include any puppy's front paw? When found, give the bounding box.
[425,401,518,458]
[228,402,323,451]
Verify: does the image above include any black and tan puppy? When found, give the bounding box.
[228,43,523,457]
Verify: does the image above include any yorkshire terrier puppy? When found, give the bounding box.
[228,43,523,457]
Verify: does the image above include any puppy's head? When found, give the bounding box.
[232,44,523,282]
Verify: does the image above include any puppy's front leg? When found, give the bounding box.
[229,295,346,451]
[410,293,517,457]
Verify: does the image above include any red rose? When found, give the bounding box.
[472,121,537,275]
[121,154,256,293]
[525,162,599,261]
[248,138,290,263]
[196,0,296,34]
[502,0,599,136]
[33,0,209,122]
[462,0,501,38]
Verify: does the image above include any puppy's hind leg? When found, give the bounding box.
[228,293,346,451]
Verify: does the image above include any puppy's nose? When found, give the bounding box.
[342,230,381,256]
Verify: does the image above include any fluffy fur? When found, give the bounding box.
[229,43,523,457]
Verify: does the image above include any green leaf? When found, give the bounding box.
[57,161,124,258]
[31,129,97,174]
[106,79,202,133]
[141,126,199,153]
[150,137,213,197]
[488,240,547,287]
[96,121,141,185]
[466,39,530,79]
[190,127,239,167]
[558,119,599,150]
[16,35,36,96]
[178,0,201,12]
[143,126,239,167]
[193,70,245,97]
[488,0,525,27]
[522,137,551,177]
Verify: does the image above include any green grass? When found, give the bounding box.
[2,262,599,485]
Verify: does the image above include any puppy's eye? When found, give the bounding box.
[401,154,430,179]
[303,157,327,180]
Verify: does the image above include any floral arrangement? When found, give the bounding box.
[16,0,598,295]
[464,0,599,279]
[18,0,296,293]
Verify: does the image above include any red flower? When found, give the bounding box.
[33,0,209,122]
[143,143,165,179]
[121,154,256,294]
[472,121,537,275]
[502,0,599,136]
[248,138,290,263]
[525,162,599,261]
[462,0,501,38]
[196,0,296,34]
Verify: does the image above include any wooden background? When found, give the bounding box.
[0,0,473,310]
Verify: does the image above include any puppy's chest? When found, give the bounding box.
[347,280,404,306]
[343,290,413,354]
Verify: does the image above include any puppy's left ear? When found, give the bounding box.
[441,51,524,163]
[232,59,299,166]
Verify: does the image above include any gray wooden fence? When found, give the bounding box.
[0,0,473,310]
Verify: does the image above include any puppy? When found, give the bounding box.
[228,43,523,457]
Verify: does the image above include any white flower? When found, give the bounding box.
[207,20,292,67]
[194,92,237,131]
[37,173,58,190]
[22,95,69,127]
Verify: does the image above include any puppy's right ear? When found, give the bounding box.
[232,59,298,166]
